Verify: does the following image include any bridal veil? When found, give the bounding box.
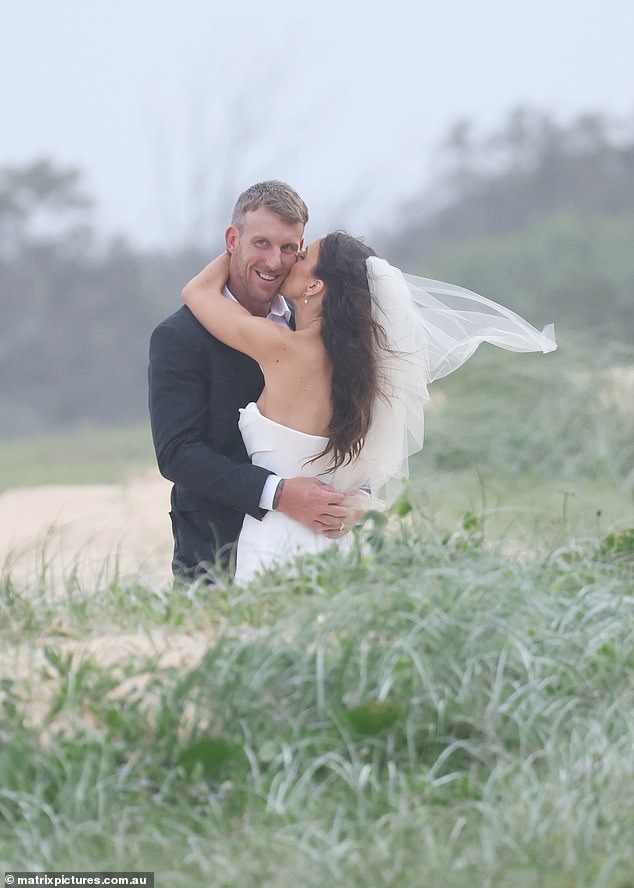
[354,257,557,507]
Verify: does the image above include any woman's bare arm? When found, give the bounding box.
[181,253,288,363]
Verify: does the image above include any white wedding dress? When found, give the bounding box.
[232,258,557,584]
[235,402,367,583]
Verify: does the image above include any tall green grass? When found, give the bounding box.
[1,334,632,885]
[1,513,633,886]
[419,333,633,485]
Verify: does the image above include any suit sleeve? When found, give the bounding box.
[148,319,270,520]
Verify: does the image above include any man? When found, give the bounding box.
[148,180,349,579]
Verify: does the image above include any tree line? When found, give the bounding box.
[383,107,634,339]
[1,107,633,438]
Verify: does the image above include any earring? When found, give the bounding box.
[303,292,308,304]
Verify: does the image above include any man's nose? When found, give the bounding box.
[264,247,283,271]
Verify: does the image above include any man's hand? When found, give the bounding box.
[276,477,348,534]
[276,479,371,538]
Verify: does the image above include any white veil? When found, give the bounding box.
[353,257,557,507]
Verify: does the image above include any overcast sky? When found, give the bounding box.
[2,0,633,248]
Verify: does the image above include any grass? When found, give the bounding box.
[1,336,633,885]
[1,510,633,886]
[0,422,155,490]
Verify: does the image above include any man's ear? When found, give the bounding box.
[225,225,238,254]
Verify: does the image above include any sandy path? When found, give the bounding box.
[0,470,174,587]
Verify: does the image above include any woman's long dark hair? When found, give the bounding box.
[313,232,388,469]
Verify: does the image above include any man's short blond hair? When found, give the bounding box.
[231,180,309,229]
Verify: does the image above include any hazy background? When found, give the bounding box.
[1,0,633,460]
[2,0,633,246]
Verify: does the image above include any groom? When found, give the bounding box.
[148,180,349,579]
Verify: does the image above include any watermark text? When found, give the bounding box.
[5,874,154,887]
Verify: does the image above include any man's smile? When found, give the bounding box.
[255,271,278,282]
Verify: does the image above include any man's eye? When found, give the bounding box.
[255,240,268,247]
[282,244,298,254]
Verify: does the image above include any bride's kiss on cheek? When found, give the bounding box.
[173,185,556,584]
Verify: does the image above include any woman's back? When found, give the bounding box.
[256,327,333,437]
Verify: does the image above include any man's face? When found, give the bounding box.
[225,207,304,317]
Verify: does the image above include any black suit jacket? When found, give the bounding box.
[148,305,271,574]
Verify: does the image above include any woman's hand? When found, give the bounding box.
[321,488,372,538]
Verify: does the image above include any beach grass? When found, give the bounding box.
[1,509,633,886]
[1,336,633,885]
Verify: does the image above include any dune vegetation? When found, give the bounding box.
[1,340,632,887]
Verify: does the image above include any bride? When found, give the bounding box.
[182,232,556,582]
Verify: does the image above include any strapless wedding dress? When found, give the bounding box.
[235,402,365,583]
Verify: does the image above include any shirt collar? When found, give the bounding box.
[224,287,292,323]
[268,291,292,323]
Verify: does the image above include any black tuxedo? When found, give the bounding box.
[148,305,271,577]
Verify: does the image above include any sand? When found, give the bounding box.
[0,470,175,588]
[0,472,218,726]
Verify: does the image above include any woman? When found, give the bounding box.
[182,232,556,582]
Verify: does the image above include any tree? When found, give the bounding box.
[0,159,93,258]
[381,107,634,266]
